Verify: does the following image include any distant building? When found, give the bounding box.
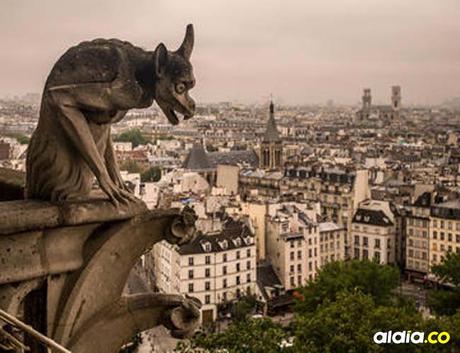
[356,86,401,123]
[259,101,283,170]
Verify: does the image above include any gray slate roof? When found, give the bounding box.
[183,144,212,170]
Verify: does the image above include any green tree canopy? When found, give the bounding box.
[428,252,460,316]
[141,166,161,182]
[294,291,422,353]
[176,318,290,353]
[294,260,400,314]
[114,129,149,148]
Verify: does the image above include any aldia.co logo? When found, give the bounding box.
[373,331,451,345]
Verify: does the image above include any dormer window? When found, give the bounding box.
[200,240,212,253]
[220,240,228,250]
[233,238,242,247]
[364,216,370,222]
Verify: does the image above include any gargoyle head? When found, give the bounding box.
[166,206,198,245]
[154,24,196,125]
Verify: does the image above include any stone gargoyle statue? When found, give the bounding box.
[26,24,196,207]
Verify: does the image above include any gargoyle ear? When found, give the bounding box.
[176,24,194,60]
[154,43,168,77]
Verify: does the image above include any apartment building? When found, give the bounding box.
[351,200,397,264]
[265,204,319,290]
[282,166,370,230]
[405,192,431,279]
[153,218,257,324]
[319,222,347,265]
[429,199,460,269]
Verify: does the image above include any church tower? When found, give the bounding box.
[259,100,282,170]
[391,85,401,120]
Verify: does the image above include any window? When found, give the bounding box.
[354,236,359,245]
[236,251,240,259]
[188,257,194,266]
[205,281,211,291]
[363,237,368,247]
[205,255,211,265]
[375,239,381,249]
[188,283,194,293]
[297,264,302,272]
[222,292,227,301]
[433,231,438,239]
[247,249,251,257]
[374,251,380,262]
[290,276,295,286]
[290,241,295,248]
[205,268,210,277]
[236,263,240,271]
[236,276,241,285]
[290,265,294,273]
[246,261,251,270]
[247,273,251,283]
[188,270,194,279]
[297,250,302,259]
[223,279,227,288]
[205,295,211,304]
[290,252,295,261]
[298,275,302,285]
[223,266,227,275]
[223,253,227,262]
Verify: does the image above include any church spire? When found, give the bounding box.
[263,100,281,143]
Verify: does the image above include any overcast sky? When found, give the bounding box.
[0,0,459,105]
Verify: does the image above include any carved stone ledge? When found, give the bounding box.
[0,199,199,353]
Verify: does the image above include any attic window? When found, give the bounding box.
[220,240,228,250]
[364,216,370,222]
[233,238,242,247]
[201,241,212,252]
[383,217,389,223]
[245,236,253,245]
[356,215,361,221]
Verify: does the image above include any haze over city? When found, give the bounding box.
[0,0,459,105]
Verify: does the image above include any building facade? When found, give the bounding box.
[153,218,257,324]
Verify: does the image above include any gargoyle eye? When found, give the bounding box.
[175,82,186,94]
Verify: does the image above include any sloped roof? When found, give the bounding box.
[209,149,259,168]
[352,208,394,227]
[183,144,212,170]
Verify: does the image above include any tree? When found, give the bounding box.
[294,260,400,314]
[175,318,290,353]
[294,292,422,353]
[114,129,149,147]
[428,251,460,316]
[141,166,161,182]
[230,295,259,322]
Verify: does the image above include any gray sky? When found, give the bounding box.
[0,0,459,105]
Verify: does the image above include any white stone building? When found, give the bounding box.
[153,218,257,324]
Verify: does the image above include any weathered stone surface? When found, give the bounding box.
[0,200,200,353]
[0,167,25,201]
[26,24,196,207]
[0,197,151,235]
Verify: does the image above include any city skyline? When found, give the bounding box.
[0,0,459,105]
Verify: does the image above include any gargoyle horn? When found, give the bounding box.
[176,24,194,59]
